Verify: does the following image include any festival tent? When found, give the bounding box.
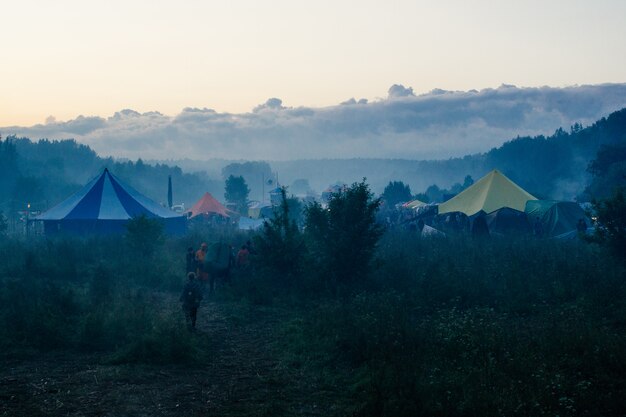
[248,201,273,219]
[187,192,231,219]
[402,199,427,209]
[525,200,589,237]
[484,207,531,235]
[36,168,187,235]
[438,170,537,216]
[238,216,265,231]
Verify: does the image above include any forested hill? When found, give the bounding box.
[1,108,625,218]
[0,137,222,217]
[173,107,626,200]
[482,107,626,200]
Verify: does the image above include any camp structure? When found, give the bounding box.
[402,199,427,209]
[525,200,590,238]
[238,216,265,231]
[187,192,231,219]
[438,170,537,216]
[321,183,347,204]
[484,207,531,235]
[248,201,273,219]
[35,168,187,235]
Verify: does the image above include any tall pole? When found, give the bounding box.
[167,175,173,209]
[26,202,30,237]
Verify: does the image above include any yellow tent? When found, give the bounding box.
[438,170,537,216]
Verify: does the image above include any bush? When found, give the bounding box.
[0,233,208,366]
[125,214,164,257]
[254,187,306,289]
[0,277,82,350]
[589,187,626,261]
[305,180,383,289]
[301,293,626,416]
[283,233,626,416]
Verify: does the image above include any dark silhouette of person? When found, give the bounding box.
[185,247,195,274]
[577,218,587,234]
[180,272,203,331]
[246,240,256,255]
[237,244,250,269]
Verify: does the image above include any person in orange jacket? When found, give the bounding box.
[236,244,250,269]
[195,243,209,283]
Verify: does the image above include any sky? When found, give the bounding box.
[2,0,626,159]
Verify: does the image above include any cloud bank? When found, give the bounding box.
[4,84,626,161]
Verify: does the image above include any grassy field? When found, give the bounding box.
[1,225,625,416]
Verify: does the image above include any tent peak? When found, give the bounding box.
[438,169,536,216]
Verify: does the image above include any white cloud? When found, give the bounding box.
[388,84,415,98]
[253,98,286,112]
[3,84,626,161]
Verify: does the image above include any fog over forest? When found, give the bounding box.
[2,105,625,222]
[3,84,626,161]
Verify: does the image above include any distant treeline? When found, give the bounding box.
[273,108,626,200]
[166,108,626,201]
[2,108,625,218]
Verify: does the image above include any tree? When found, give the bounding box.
[588,188,626,261]
[254,188,305,286]
[305,180,383,288]
[424,184,443,203]
[11,176,43,213]
[381,181,412,207]
[413,193,430,203]
[0,211,7,235]
[0,136,19,199]
[286,195,304,227]
[224,175,250,215]
[222,161,272,201]
[570,122,583,134]
[585,144,626,199]
[462,175,474,190]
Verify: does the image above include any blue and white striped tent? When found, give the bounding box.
[36,168,186,235]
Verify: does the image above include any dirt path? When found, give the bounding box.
[0,299,351,417]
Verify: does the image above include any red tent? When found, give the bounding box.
[187,192,231,218]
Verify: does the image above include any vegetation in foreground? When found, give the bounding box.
[1,186,625,416]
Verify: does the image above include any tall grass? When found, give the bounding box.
[278,231,626,416]
[1,226,624,415]
[0,232,214,363]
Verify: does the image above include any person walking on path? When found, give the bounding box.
[246,240,256,255]
[185,247,196,274]
[236,244,250,269]
[180,272,203,331]
[195,243,209,284]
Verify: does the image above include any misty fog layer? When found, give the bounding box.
[4,84,626,160]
